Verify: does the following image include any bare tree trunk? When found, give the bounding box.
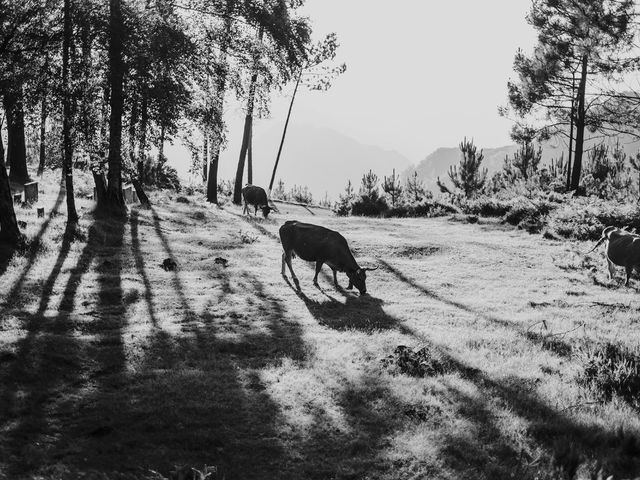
[206,0,234,204]
[0,160,21,244]
[247,121,252,184]
[202,130,208,183]
[233,27,263,204]
[62,0,78,224]
[102,0,127,217]
[138,82,148,183]
[566,73,575,191]
[269,69,302,194]
[4,87,29,183]
[570,55,588,191]
[38,85,47,175]
[0,114,5,167]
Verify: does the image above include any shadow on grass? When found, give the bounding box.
[0,183,65,306]
[0,215,127,475]
[378,259,576,359]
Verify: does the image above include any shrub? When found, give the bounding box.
[385,199,459,218]
[462,197,512,217]
[503,198,555,226]
[577,342,640,409]
[351,193,389,217]
[547,198,640,241]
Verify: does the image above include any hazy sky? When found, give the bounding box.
[169,1,539,182]
[221,0,538,163]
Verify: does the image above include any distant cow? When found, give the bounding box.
[241,184,272,218]
[588,226,640,286]
[279,220,377,295]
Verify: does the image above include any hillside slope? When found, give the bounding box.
[1,179,640,479]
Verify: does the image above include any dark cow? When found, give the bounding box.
[279,220,377,295]
[588,226,640,286]
[241,184,272,218]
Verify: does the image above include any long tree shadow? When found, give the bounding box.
[0,183,65,301]
[0,214,128,475]
[56,206,307,478]
[378,259,577,358]
[282,258,640,478]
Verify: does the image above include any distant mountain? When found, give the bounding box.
[247,124,413,200]
[407,135,640,193]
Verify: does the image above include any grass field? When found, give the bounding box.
[2,177,640,479]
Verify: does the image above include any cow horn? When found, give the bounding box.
[586,236,606,254]
[362,265,379,272]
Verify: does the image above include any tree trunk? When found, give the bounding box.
[93,171,107,210]
[0,160,21,245]
[138,81,148,183]
[233,113,253,204]
[131,177,150,207]
[3,88,29,183]
[233,27,263,204]
[570,55,588,191]
[206,1,234,204]
[62,0,78,224]
[102,0,127,217]
[38,90,47,175]
[247,121,253,184]
[269,69,302,194]
[202,130,208,183]
[0,115,5,167]
[566,73,575,191]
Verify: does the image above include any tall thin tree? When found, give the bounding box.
[62,0,78,224]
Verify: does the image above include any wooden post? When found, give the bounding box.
[24,181,38,203]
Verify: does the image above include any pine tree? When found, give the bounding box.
[447,138,487,197]
[383,168,403,207]
[405,171,427,204]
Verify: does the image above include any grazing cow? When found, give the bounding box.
[241,184,272,218]
[279,220,377,295]
[588,226,640,285]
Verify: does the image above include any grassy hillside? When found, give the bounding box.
[1,176,640,479]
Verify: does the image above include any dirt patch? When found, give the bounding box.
[393,245,443,258]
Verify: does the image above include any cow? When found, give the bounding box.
[279,220,377,295]
[241,184,272,218]
[588,226,640,286]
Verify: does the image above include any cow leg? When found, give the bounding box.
[243,202,248,215]
[607,258,616,281]
[332,269,339,288]
[347,279,353,290]
[313,262,323,287]
[625,265,633,286]
[282,251,299,289]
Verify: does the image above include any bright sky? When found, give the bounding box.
[226,0,539,163]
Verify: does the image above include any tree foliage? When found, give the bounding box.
[447,138,487,198]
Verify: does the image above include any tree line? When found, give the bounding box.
[0,0,342,247]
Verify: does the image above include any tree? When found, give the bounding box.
[268,33,346,194]
[447,138,487,198]
[405,171,428,204]
[0,160,21,245]
[360,170,379,197]
[100,0,127,217]
[334,179,354,216]
[61,0,78,224]
[507,0,638,190]
[382,168,403,207]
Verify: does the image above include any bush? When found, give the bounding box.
[577,342,640,409]
[547,198,640,241]
[351,193,389,217]
[385,199,459,218]
[503,198,555,226]
[462,197,512,217]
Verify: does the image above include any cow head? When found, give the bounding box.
[346,266,378,295]
[261,205,273,218]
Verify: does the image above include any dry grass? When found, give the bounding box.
[2,173,640,479]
